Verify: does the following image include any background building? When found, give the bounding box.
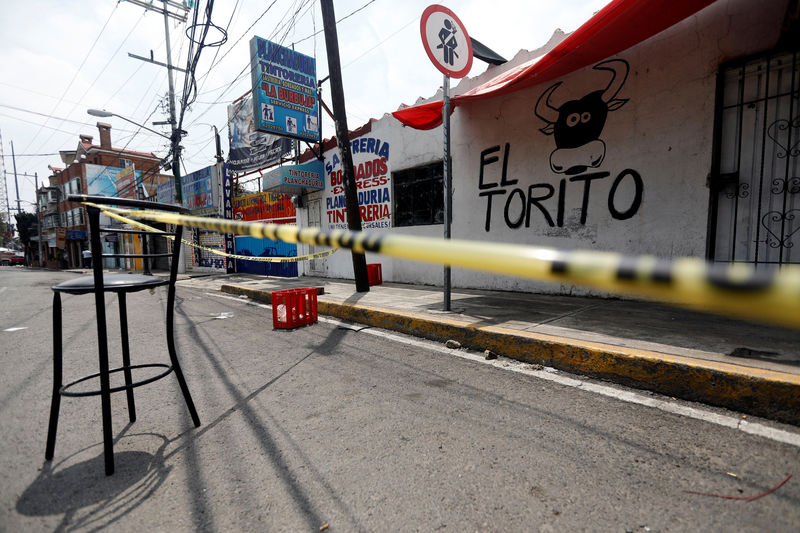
[38,122,171,269]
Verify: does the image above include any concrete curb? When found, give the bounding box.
[221,284,800,426]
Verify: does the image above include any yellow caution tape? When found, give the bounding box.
[85,202,800,330]
[96,205,337,263]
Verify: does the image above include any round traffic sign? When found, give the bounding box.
[420,4,473,78]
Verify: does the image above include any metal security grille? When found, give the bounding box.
[709,49,800,265]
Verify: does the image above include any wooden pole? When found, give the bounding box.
[320,0,370,292]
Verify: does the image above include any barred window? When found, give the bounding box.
[392,162,444,227]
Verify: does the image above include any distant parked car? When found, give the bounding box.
[0,249,24,266]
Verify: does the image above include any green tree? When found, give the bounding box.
[15,212,37,249]
[0,212,10,248]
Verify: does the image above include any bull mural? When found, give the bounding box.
[535,59,629,175]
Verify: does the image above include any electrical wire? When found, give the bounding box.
[0,104,143,134]
[183,0,378,138]
[192,0,280,92]
[292,0,375,47]
[177,0,227,142]
[194,0,242,97]
[185,0,314,129]
[18,2,119,155]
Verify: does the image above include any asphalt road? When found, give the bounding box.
[1,267,799,532]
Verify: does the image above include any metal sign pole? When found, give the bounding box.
[443,74,451,311]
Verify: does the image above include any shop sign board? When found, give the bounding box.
[250,36,320,143]
[182,165,216,211]
[227,94,294,172]
[261,160,324,194]
[157,179,176,205]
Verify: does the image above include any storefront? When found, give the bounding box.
[297,0,797,295]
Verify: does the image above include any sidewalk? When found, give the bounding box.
[195,272,800,426]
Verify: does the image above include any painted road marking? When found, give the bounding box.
[205,291,800,448]
[3,327,27,332]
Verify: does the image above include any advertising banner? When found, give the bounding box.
[116,165,136,198]
[232,189,297,277]
[233,191,295,224]
[250,36,320,143]
[85,163,142,197]
[227,94,293,172]
[261,160,324,193]
[222,164,236,273]
[182,165,216,211]
[157,179,176,205]
[324,135,392,230]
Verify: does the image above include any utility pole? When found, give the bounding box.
[163,3,182,204]
[320,0,370,292]
[124,0,188,203]
[35,172,44,267]
[0,130,11,245]
[10,140,21,218]
[442,74,452,311]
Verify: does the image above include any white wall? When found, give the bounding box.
[300,0,789,295]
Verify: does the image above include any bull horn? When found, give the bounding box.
[534,82,562,124]
[594,59,629,103]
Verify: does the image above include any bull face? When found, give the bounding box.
[535,59,629,175]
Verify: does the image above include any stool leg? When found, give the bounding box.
[45,292,63,460]
[118,293,136,423]
[166,293,200,428]
[94,288,114,475]
[167,339,200,428]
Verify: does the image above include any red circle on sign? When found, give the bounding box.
[420,4,473,78]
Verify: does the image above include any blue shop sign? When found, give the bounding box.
[261,160,324,194]
[66,230,87,240]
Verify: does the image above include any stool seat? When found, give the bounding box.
[53,273,168,294]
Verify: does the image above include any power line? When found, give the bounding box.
[6,153,60,157]
[0,103,144,134]
[0,81,84,107]
[22,10,148,174]
[183,0,378,134]
[292,0,375,47]
[192,0,279,91]
[185,0,314,129]
[19,3,119,155]
[194,0,243,97]
[0,112,94,137]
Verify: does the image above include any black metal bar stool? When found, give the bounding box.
[45,194,200,475]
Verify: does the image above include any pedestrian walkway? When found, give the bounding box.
[165,271,800,426]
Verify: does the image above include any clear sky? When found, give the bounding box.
[0,0,608,218]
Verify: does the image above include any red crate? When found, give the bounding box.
[367,263,382,286]
[272,288,318,329]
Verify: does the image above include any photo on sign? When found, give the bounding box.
[306,114,318,133]
[261,103,275,122]
[227,94,293,172]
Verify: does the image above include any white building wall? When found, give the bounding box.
[300,0,789,295]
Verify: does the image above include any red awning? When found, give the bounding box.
[392,0,717,130]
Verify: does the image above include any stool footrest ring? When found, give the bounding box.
[60,363,173,397]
